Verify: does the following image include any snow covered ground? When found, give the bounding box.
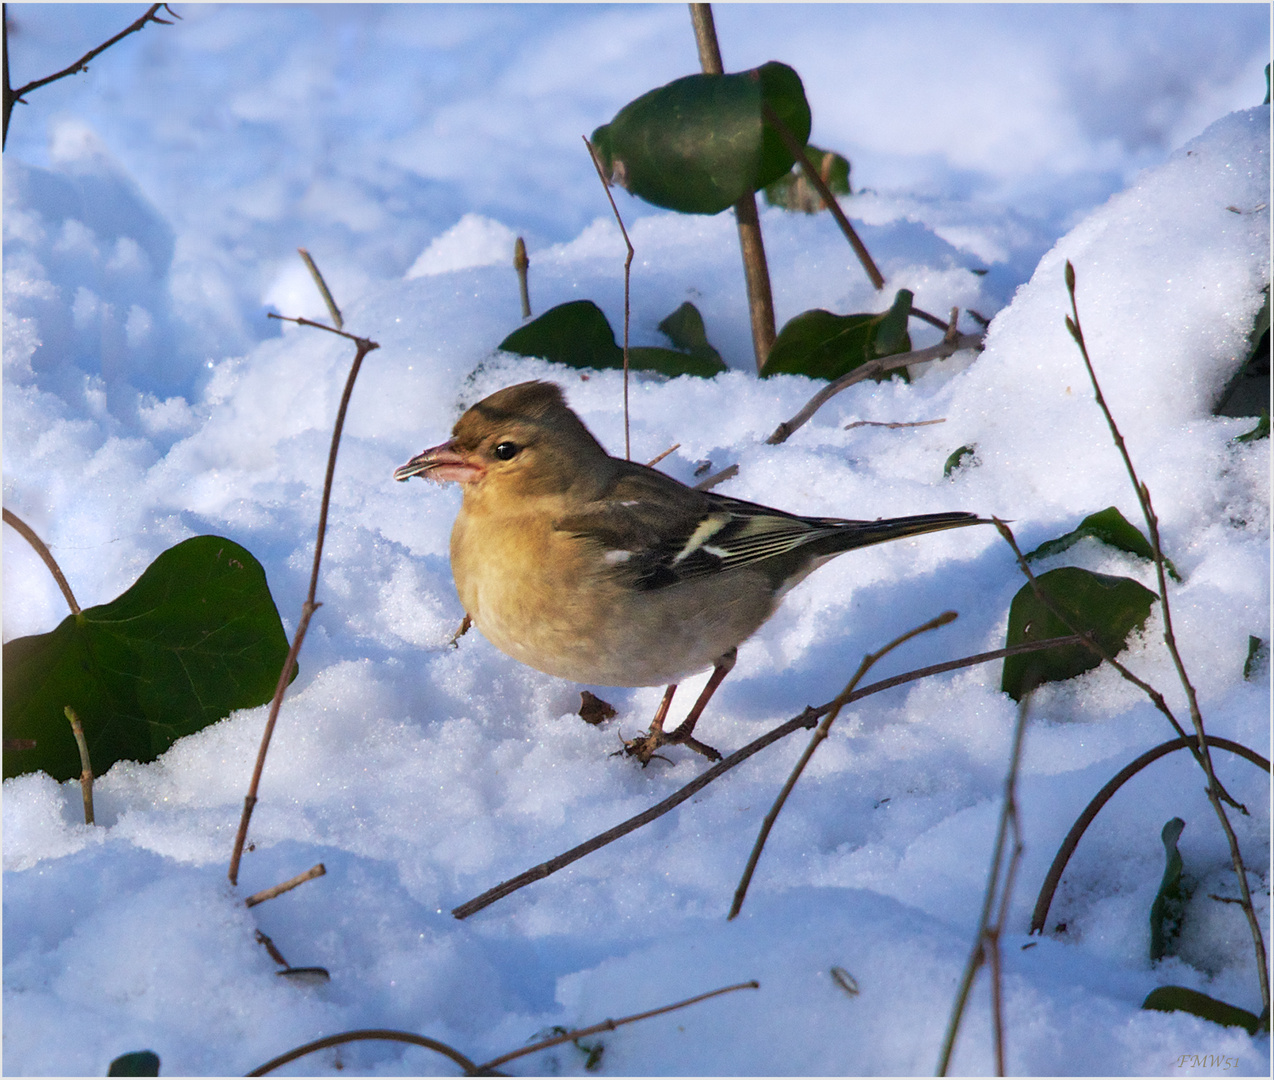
[3,5,1270,1076]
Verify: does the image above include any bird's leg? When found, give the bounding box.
[624,649,736,765]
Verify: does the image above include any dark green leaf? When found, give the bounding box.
[1234,410,1269,443]
[590,61,811,215]
[1214,287,1269,419]
[763,145,850,213]
[1024,506,1182,582]
[3,536,291,781]
[1142,986,1261,1035]
[760,289,913,380]
[1001,566,1158,700]
[1149,818,1190,962]
[499,300,726,377]
[943,445,977,479]
[108,1051,161,1076]
[498,300,622,369]
[1245,635,1267,680]
[657,301,724,370]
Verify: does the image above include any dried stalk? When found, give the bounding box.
[3,3,178,148]
[583,135,633,460]
[729,611,957,919]
[767,333,983,444]
[936,689,1031,1076]
[513,236,531,318]
[228,271,380,885]
[244,863,326,908]
[452,635,1079,919]
[297,248,342,328]
[1062,261,1268,1014]
[3,507,80,615]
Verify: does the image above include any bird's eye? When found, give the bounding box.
[493,441,520,461]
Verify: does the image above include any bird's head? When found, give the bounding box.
[393,380,610,497]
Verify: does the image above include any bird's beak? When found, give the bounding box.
[393,440,485,484]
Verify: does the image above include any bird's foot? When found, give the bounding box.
[621,727,722,766]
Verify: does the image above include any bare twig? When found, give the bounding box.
[1060,261,1267,1015]
[297,248,342,329]
[63,706,94,825]
[3,3,178,149]
[229,260,379,885]
[844,418,946,431]
[729,611,956,919]
[3,507,80,615]
[937,689,1032,1076]
[767,333,984,444]
[452,634,1079,919]
[646,443,681,468]
[583,135,632,460]
[244,863,327,908]
[689,3,776,371]
[760,101,883,291]
[1030,735,1269,935]
[692,462,738,491]
[513,236,531,318]
[476,980,760,1072]
[247,1030,479,1077]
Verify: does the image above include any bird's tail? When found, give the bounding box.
[814,511,986,556]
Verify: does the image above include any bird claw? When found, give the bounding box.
[621,728,722,766]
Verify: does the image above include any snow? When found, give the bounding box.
[3,5,1270,1076]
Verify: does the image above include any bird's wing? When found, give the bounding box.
[553,463,849,591]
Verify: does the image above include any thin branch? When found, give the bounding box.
[3,3,178,150]
[1030,735,1269,935]
[767,333,983,444]
[63,706,94,825]
[475,980,760,1072]
[760,101,883,291]
[229,280,379,884]
[583,135,632,460]
[297,248,342,329]
[689,3,776,371]
[844,418,946,431]
[937,690,1032,1076]
[3,507,80,615]
[513,236,531,319]
[646,443,681,468]
[730,611,957,919]
[692,462,738,492]
[452,634,1079,919]
[244,863,326,908]
[1064,260,1267,1016]
[247,1030,479,1077]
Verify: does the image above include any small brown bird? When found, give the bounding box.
[395,380,982,763]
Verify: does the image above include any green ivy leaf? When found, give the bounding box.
[657,301,724,370]
[1023,506,1182,582]
[108,1051,161,1077]
[590,61,812,215]
[1149,818,1190,963]
[1214,286,1268,419]
[1245,635,1267,679]
[944,445,977,479]
[760,289,913,380]
[1142,986,1261,1035]
[498,300,727,377]
[1234,409,1269,444]
[3,536,291,782]
[1001,567,1157,700]
[763,145,851,213]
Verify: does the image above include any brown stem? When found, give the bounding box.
[3,3,177,150]
[1030,735,1269,935]
[583,135,633,460]
[729,611,957,919]
[3,507,80,615]
[247,1030,478,1077]
[513,236,531,318]
[689,3,775,371]
[244,863,327,908]
[452,634,1079,919]
[475,980,760,1072]
[760,102,884,291]
[1063,260,1268,1017]
[767,333,983,444]
[297,248,342,329]
[228,329,379,885]
[63,706,94,825]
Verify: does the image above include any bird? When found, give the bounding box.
[394,380,983,764]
